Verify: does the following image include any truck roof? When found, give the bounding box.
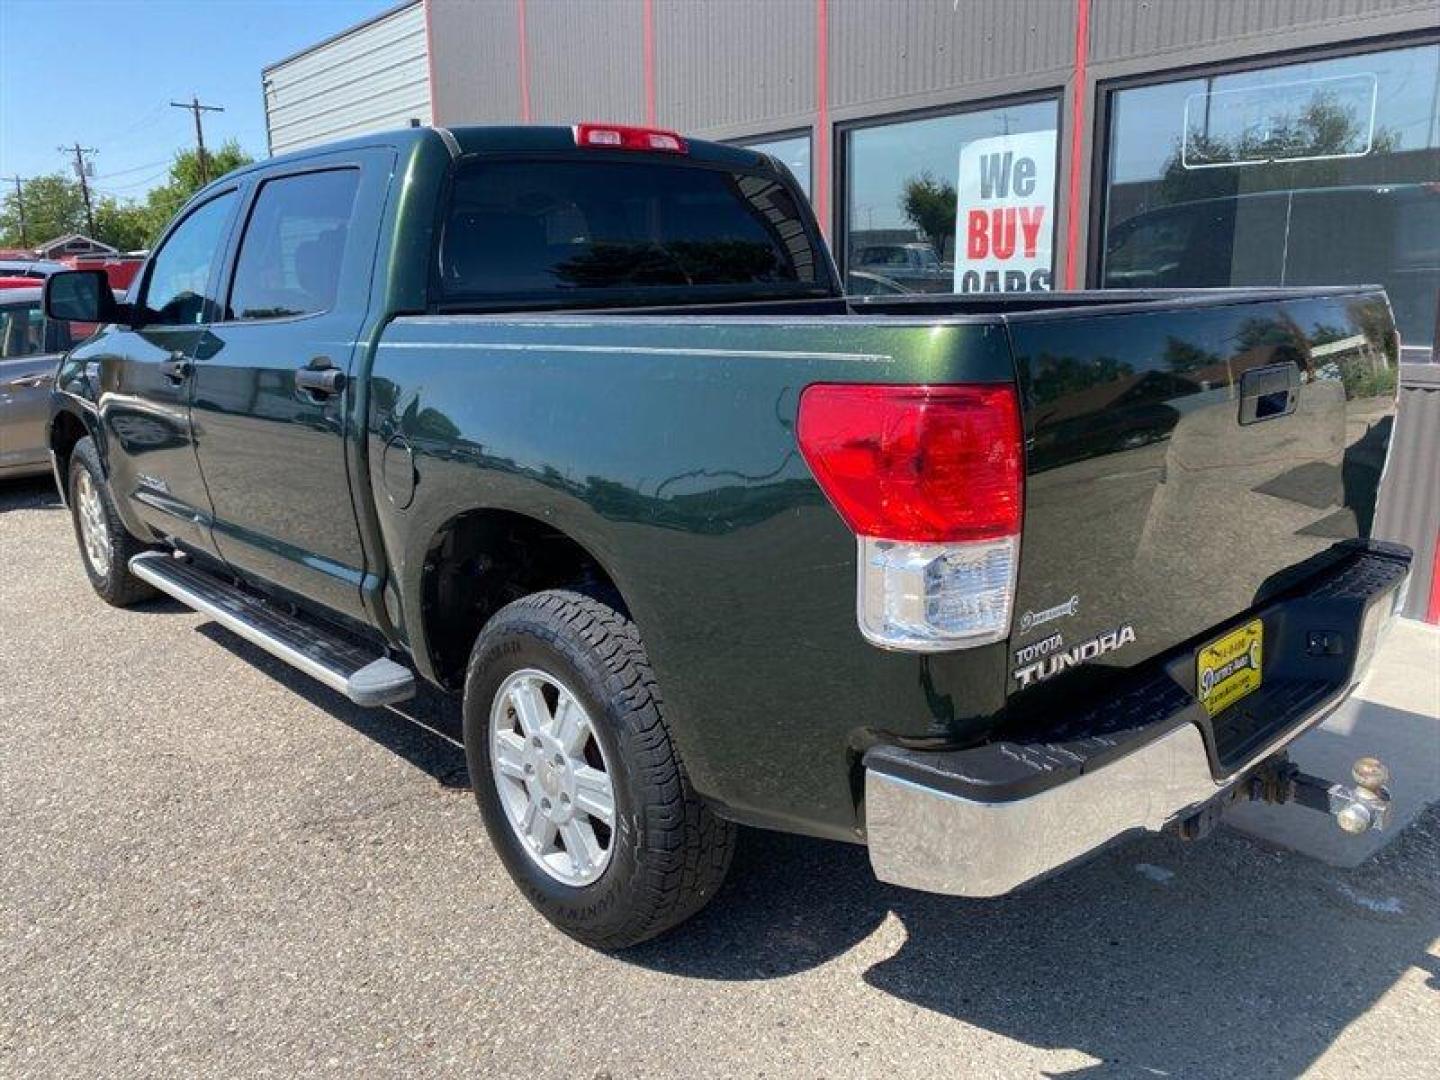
[227,124,775,185]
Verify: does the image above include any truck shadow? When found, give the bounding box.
[193,623,471,789]
[192,618,1437,1077]
[625,815,1438,1078]
[0,475,62,511]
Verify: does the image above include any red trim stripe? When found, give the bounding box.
[1427,530,1440,624]
[643,0,657,125]
[517,0,532,122]
[1063,0,1091,290]
[815,0,830,238]
[421,0,438,122]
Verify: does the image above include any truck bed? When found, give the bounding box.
[367,285,1399,839]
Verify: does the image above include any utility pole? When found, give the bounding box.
[59,144,97,237]
[4,175,27,247]
[170,95,225,185]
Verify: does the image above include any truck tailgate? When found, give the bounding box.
[1003,289,1399,700]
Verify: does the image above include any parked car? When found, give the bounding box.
[851,241,952,292]
[0,258,69,281]
[0,287,78,478]
[846,269,911,296]
[45,124,1409,948]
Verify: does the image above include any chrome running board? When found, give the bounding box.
[129,552,414,707]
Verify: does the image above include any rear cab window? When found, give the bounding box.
[435,157,827,309]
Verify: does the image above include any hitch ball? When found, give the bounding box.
[1332,756,1392,835]
[1335,800,1373,835]
[1352,756,1389,793]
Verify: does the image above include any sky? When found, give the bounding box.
[0,0,394,202]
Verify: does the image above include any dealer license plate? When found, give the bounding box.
[1196,619,1264,717]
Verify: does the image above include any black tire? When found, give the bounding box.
[463,589,735,949]
[68,437,156,607]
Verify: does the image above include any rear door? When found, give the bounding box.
[188,152,388,621]
[95,188,240,553]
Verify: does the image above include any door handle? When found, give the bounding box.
[295,361,345,397]
[159,357,192,382]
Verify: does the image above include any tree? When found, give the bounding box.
[0,173,88,248]
[142,140,254,236]
[92,197,154,253]
[0,141,253,253]
[899,171,957,260]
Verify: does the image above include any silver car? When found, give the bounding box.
[0,287,77,478]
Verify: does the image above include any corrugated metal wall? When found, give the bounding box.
[1377,368,1440,619]
[827,0,1072,116]
[654,0,815,135]
[263,1,432,156]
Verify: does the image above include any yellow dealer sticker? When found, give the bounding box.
[1197,619,1263,717]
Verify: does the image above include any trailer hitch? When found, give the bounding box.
[1248,756,1392,835]
[1174,755,1392,841]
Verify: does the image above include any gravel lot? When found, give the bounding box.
[3,475,1437,1079]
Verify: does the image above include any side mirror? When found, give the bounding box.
[45,270,123,325]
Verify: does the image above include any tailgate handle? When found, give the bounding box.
[1238,363,1301,425]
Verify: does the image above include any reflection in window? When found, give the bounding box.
[439,160,823,304]
[1103,43,1440,358]
[735,133,812,199]
[844,100,1059,295]
[228,170,360,321]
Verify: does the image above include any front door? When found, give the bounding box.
[189,157,384,621]
[96,188,239,554]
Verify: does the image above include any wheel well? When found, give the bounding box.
[50,411,88,484]
[420,509,627,689]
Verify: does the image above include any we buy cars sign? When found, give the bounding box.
[954,130,1056,294]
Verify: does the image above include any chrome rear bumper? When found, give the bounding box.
[864,545,1410,898]
[868,722,1228,897]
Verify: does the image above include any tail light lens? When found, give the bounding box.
[797,383,1024,651]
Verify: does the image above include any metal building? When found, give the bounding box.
[265,0,1439,617]
[262,1,432,157]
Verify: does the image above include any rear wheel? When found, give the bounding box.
[68,437,155,607]
[463,589,735,949]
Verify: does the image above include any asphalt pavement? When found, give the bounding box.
[2,475,1437,1079]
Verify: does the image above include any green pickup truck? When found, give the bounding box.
[44,124,1410,948]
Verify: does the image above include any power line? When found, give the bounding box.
[170,96,224,185]
[58,144,97,236]
[3,175,28,246]
[94,158,172,180]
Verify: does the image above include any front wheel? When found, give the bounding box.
[463,590,735,949]
[68,437,155,607]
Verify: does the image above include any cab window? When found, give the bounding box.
[226,169,360,321]
[140,190,238,325]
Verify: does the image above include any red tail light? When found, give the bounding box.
[574,123,688,153]
[796,384,1024,543]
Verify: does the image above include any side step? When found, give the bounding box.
[129,553,415,707]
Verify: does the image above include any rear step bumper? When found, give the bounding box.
[129,553,415,708]
[863,542,1411,897]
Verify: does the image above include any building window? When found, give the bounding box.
[1102,41,1440,360]
[843,98,1060,295]
[735,132,812,200]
